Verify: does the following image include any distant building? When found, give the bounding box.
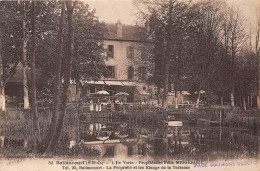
[85,21,154,102]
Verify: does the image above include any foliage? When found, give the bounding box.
[21,1,107,105]
[135,0,254,107]
[69,144,101,158]
[0,1,23,84]
[72,2,107,82]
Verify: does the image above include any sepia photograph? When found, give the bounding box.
[0,0,260,170]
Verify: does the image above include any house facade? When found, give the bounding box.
[86,21,154,102]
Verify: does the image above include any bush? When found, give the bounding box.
[69,144,101,159]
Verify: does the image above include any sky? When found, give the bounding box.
[86,0,260,28]
[86,0,137,25]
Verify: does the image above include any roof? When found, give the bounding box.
[105,23,149,42]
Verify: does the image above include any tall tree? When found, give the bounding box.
[49,0,76,151]
[39,0,65,153]
[256,9,260,109]
[219,5,246,107]
[162,0,173,109]
[186,1,224,108]
[0,28,4,112]
[134,0,191,108]
[72,1,107,93]
[0,1,23,112]
[22,1,30,110]
[31,0,41,147]
[234,48,257,110]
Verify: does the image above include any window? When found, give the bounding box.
[138,67,146,81]
[105,66,115,78]
[128,66,134,80]
[128,146,134,156]
[137,144,142,155]
[127,46,134,58]
[107,45,114,58]
[104,146,114,158]
[89,86,95,93]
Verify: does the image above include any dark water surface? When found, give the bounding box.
[79,114,260,161]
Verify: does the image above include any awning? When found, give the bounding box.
[121,81,138,86]
[139,91,150,96]
[84,81,106,85]
[104,80,124,86]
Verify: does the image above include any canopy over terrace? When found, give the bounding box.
[81,80,148,102]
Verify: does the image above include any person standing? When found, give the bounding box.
[89,99,94,111]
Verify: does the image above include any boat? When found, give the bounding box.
[96,136,109,141]
[115,131,128,139]
[96,131,110,141]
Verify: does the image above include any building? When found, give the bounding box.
[85,21,153,102]
[5,21,154,106]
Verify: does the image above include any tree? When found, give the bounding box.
[256,9,260,109]
[234,48,257,110]
[48,0,77,151]
[162,0,173,109]
[0,1,23,112]
[214,4,246,108]
[134,0,191,108]
[31,0,41,148]
[22,1,30,110]
[185,1,224,108]
[39,0,65,153]
[72,2,107,95]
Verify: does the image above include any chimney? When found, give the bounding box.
[116,20,122,38]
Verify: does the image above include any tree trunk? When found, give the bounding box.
[174,94,178,109]
[162,0,173,109]
[31,0,41,146]
[40,0,65,153]
[0,87,5,112]
[195,91,201,109]
[180,79,183,107]
[0,28,6,112]
[23,3,29,110]
[256,11,260,109]
[250,95,253,108]
[157,86,161,106]
[174,84,178,109]
[75,77,81,103]
[49,0,75,151]
[220,96,223,108]
[257,49,260,109]
[242,96,246,110]
[230,90,235,108]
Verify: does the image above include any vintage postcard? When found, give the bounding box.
[0,0,259,170]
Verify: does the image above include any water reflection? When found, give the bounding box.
[79,114,259,160]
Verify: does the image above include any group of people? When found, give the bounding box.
[88,98,126,112]
[89,99,102,112]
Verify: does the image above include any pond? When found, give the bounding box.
[78,113,260,161]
